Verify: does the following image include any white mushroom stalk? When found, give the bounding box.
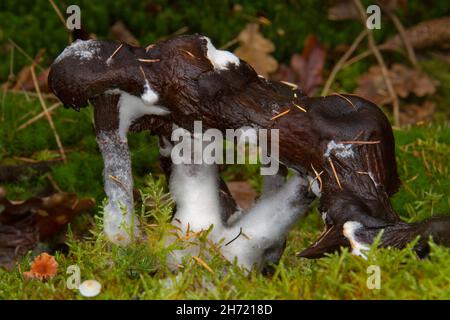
[97,130,137,245]
[166,138,313,271]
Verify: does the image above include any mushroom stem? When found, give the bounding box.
[91,94,138,245]
[97,130,137,245]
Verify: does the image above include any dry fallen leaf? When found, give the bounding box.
[0,215,39,270]
[400,101,436,125]
[382,16,450,51]
[234,23,278,77]
[355,64,439,106]
[271,35,326,95]
[23,252,58,281]
[328,0,406,21]
[0,192,95,269]
[226,181,257,211]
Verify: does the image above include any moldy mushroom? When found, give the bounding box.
[49,35,450,260]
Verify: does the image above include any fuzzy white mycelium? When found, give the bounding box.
[343,221,370,259]
[324,140,354,158]
[98,81,169,244]
[166,135,311,271]
[54,39,101,64]
[97,130,137,245]
[202,36,240,70]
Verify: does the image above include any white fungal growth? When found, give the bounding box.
[170,163,223,233]
[141,80,159,105]
[222,173,310,270]
[307,175,322,197]
[367,171,379,186]
[159,137,173,158]
[343,221,370,259]
[97,130,137,245]
[324,140,354,158]
[54,39,100,64]
[321,211,328,222]
[107,89,169,142]
[202,36,240,70]
[166,137,312,271]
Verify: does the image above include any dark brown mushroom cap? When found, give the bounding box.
[48,35,214,111]
[49,40,144,109]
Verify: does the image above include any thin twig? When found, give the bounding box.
[48,0,67,28]
[322,30,368,96]
[45,172,62,192]
[30,65,67,164]
[17,102,61,131]
[342,49,371,68]
[352,0,400,126]
[384,9,419,69]
[6,90,58,100]
[9,45,15,79]
[225,227,244,246]
[8,39,45,72]
[220,37,239,49]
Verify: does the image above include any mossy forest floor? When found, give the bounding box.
[0,91,449,299]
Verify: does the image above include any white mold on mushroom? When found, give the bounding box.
[105,87,170,142]
[54,39,101,64]
[167,137,311,271]
[202,36,240,70]
[343,221,370,259]
[222,172,310,270]
[96,130,136,245]
[324,140,354,158]
[307,175,322,197]
[141,80,159,105]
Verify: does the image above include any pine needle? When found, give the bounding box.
[293,103,307,112]
[333,92,356,110]
[108,175,127,192]
[328,158,342,190]
[309,164,324,193]
[280,81,298,90]
[270,109,291,121]
[106,43,123,63]
[339,140,381,145]
[137,58,161,63]
[145,44,155,52]
[179,49,195,58]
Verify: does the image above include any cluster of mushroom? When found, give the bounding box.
[48,35,450,271]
